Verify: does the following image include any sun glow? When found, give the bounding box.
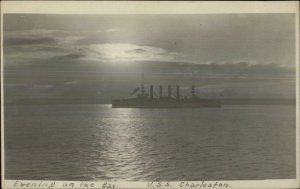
[87,43,187,63]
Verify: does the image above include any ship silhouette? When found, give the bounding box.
[112,73,221,108]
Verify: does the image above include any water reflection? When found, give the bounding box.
[95,108,141,180]
[4,105,296,181]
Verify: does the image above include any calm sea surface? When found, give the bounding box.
[4,104,296,181]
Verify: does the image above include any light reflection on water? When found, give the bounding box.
[98,108,141,180]
[4,104,296,181]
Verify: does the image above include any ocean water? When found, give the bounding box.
[4,104,296,181]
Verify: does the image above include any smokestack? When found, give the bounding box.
[141,84,145,96]
[159,85,163,98]
[168,85,171,98]
[150,85,154,99]
[191,85,195,98]
[176,85,180,99]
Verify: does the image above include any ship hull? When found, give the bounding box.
[112,99,221,108]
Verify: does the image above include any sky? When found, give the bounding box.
[4,14,295,66]
[3,14,296,103]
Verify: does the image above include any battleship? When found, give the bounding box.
[111,74,221,108]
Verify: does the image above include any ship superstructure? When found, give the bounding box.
[111,73,221,108]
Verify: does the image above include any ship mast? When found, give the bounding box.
[191,72,196,98]
[141,72,145,97]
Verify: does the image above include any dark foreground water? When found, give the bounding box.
[4,104,296,181]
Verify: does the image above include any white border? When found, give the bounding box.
[0,1,299,14]
[1,1,299,189]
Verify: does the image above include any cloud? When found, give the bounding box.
[64,81,79,85]
[31,84,53,89]
[105,28,123,33]
[4,28,196,65]
[54,53,84,60]
[3,28,293,69]
[126,48,147,54]
[4,29,85,64]
[5,37,56,45]
[85,43,190,63]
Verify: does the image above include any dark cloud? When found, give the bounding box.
[50,54,85,62]
[4,37,56,45]
[126,48,147,54]
[54,53,84,61]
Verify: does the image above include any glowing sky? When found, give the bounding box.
[3,14,296,103]
[3,14,295,66]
